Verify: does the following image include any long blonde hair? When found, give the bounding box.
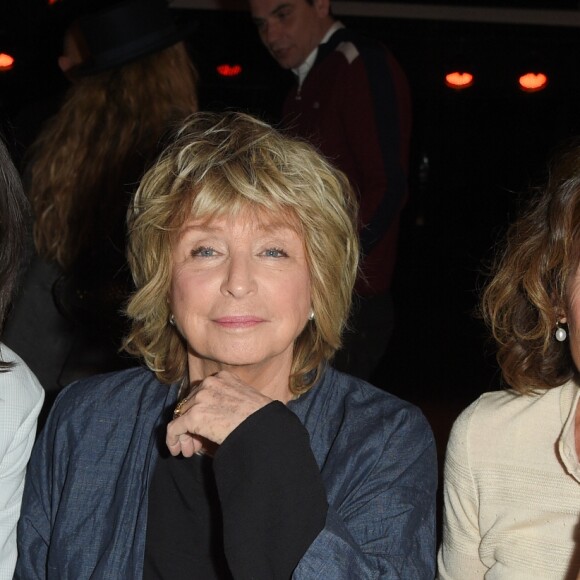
[28,41,198,269]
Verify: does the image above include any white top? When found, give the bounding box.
[438,380,580,579]
[0,343,44,580]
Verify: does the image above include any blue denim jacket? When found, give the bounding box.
[15,366,437,579]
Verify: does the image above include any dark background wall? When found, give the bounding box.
[3,0,580,451]
[186,8,580,412]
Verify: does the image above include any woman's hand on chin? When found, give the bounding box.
[166,370,272,457]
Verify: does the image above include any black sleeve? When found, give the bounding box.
[213,401,328,580]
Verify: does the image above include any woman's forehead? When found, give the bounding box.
[180,204,302,234]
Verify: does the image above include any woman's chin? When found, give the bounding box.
[188,342,293,372]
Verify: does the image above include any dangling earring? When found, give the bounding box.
[308,310,315,321]
[555,322,567,342]
[169,314,176,326]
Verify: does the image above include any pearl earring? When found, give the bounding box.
[555,322,567,342]
[308,310,315,321]
[169,314,176,326]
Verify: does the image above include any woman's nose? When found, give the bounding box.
[220,253,258,297]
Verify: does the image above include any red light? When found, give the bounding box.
[445,71,474,90]
[519,72,548,93]
[0,53,14,72]
[217,64,242,77]
[48,0,62,5]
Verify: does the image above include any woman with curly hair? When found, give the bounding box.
[438,144,580,579]
[4,0,198,399]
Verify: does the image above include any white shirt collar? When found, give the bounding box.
[292,21,344,88]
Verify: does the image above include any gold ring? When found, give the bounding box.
[173,396,190,420]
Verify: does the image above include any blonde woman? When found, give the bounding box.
[16,112,437,579]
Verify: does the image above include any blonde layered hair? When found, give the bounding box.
[28,42,198,269]
[124,111,359,394]
[482,144,580,394]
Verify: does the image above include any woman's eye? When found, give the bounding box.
[263,248,288,258]
[191,246,216,257]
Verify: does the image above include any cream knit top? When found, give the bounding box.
[437,381,580,579]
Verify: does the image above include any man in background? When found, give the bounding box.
[249,0,412,380]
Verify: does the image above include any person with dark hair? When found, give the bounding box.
[249,0,412,381]
[3,0,198,406]
[0,138,44,579]
[16,111,437,579]
[438,144,580,579]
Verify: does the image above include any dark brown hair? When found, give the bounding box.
[0,138,29,369]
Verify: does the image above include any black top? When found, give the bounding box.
[143,401,328,579]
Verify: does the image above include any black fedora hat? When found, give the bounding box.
[76,0,194,74]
